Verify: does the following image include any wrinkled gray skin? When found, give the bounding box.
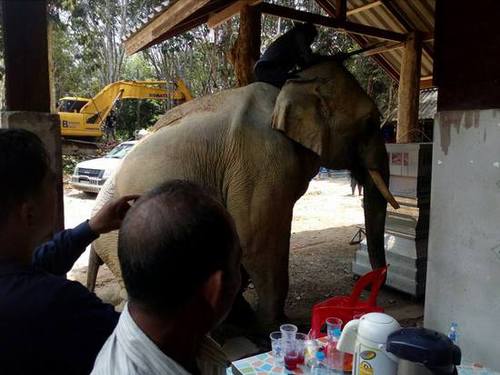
[89,60,390,323]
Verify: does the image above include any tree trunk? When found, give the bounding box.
[228,5,261,87]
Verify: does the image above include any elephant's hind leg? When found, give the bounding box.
[230,193,295,325]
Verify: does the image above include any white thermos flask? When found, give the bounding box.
[337,312,401,375]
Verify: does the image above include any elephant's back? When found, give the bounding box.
[152,83,278,131]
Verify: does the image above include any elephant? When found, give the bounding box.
[87,59,399,324]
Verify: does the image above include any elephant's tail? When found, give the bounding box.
[87,244,103,292]
[87,176,118,291]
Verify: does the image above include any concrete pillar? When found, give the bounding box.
[425,0,500,369]
[425,110,500,369]
[0,113,64,232]
[396,31,422,143]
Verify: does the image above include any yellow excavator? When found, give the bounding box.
[57,79,193,139]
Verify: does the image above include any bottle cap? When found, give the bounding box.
[316,351,325,361]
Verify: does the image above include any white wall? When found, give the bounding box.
[425,109,500,369]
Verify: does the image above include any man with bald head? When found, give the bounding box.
[92,180,242,375]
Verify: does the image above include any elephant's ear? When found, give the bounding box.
[271,78,330,157]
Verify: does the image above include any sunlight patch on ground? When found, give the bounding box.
[291,177,365,233]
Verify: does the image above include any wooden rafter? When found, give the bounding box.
[420,75,433,88]
[315,0,433,87]
[347,1,382,16]
[362,41,403,56]
[257,2,406,42]
[314,0,400,82]
[207,0,261,29]
[125,0,212,55]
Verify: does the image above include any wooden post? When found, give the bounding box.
[335,0,347,22]
[396,31,422,143]
[2,0,51,112]
[229,5,261,87]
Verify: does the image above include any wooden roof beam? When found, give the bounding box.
[420,75,433,88]
[336,0,346,21]
[314,0,401,82]
[207,0,261,29]
[347,1,382,17]
[257,2,406,42]
[125,0,211,56]
[362,41,403,56]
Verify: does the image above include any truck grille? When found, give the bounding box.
[77,168,103,178]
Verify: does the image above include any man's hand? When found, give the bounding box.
[89,195,140,235]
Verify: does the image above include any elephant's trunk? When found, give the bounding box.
[357,132,394,270]
[362,168,389,269]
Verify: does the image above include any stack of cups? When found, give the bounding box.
[281,324,299,371]
[326,317,344,374]
[270,324,308,371]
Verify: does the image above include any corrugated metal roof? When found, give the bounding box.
[321,0,435,84]
[124,0,436,86]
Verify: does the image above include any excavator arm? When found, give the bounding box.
[59,79,192,138]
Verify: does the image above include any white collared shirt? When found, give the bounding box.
[92,304,229,375]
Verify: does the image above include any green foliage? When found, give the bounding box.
[114,99,163,139]
[62,153,87,175]
[0,0,397,125]
[142,22,238,97]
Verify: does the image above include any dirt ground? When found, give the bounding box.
[68,174,423,332]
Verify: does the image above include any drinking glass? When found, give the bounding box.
[295,333,307,366]
[280,324,298,370]
[269,331,283,364]
[326,317,343,340]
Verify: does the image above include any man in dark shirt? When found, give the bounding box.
[0,129,138,374]
[254,22,318,88]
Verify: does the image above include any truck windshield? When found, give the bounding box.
[105,143,134,159]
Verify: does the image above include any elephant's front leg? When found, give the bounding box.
[232,197,295,324]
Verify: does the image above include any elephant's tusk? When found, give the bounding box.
[368,170,400,209]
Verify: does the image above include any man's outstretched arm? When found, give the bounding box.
[33,195,139,275]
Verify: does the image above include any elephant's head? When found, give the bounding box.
[271,60,399,269]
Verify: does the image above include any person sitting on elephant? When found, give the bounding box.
[254,22,319,88]
[0,129,138,375]
[92,180,242,375]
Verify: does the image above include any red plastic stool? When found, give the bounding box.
[309,265,388,338]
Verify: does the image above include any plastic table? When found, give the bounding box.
[227,351,297,375]
[227,352,500,375]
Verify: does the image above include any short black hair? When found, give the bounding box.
[0,129,50,224]
[118,180,240,313]
[294,22,318,41]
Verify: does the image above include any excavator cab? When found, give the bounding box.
[57,97,90,113]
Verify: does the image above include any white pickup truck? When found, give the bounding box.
[70,141,137,193]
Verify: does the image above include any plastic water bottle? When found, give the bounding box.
[448,322,458,345]
[311,350,330,375]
